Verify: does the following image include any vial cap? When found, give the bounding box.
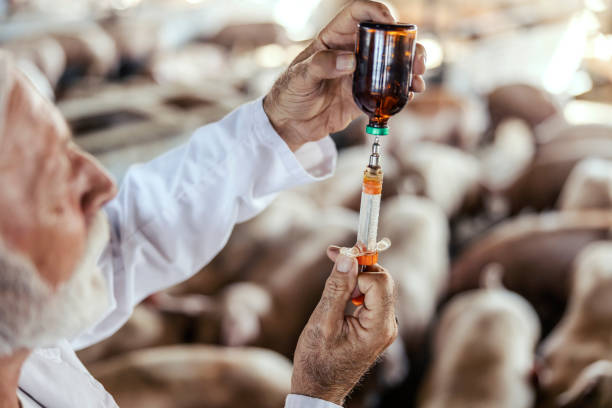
[366,126,389,136]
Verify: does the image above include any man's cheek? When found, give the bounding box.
[36,214,87,288]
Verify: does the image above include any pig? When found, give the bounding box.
[379,195,450,349]
[487,84,560,132]
[154,204,356,357]
[451,211,612,333]
[479,118,535,193]
[77,304,194,365]
[503,128,612,213]
[89,345,292,408]
[197,218,356,357]
[558,158,612,211]
[2,36,66,89]
[209,23,291,50]
[393,142,482,217]
[51,23,119,78]
[167,192,324,296]
[419,284,540,408]
[538,242,612,404]
[101,17,160,65]
[390,86,488,151]
[556,360,612,408]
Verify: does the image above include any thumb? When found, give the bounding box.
[291,50,355,92]
[326,245,341,262]
[316,254,358,330]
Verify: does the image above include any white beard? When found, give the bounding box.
[0,211,110,355]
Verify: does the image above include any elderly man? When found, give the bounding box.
[0,1,426,407]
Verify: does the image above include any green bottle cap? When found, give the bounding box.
[366,126,389,135]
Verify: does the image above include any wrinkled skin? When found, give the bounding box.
[0,57,116,287]
[264,0,427,151]
[291,250,398,405]
[0,2,423,405]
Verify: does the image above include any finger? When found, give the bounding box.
[363,264,385,273]
[411,75,426,93]
[327,245,341,262]
[351,265,384,300]
[354,271,398,346]
[351,285,362,300]
[316,254,359,331]
[318,1,396,50]
[291,50,356,91]
[413,43,427,75]
[357,271,396,322]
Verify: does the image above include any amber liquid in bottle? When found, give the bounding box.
[352,22,417,134]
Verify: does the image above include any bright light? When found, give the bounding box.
[566,70,593,96]
[585,0,608,12]
[587,33,612,60]
[254,44,287,68]
[542,11,592,94]
[110,0,141,10]
[274,0,322,41]
[418,37,444,70]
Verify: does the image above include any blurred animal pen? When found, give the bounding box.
[2,0,612,407]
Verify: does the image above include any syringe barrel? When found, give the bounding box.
[356,167,383,252]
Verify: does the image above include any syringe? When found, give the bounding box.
[342,137,391,306]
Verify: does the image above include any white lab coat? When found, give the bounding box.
[17,98,342,408]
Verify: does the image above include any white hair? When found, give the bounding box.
[0,211,110,355]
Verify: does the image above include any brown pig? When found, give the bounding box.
[451,211,612,332]
[77,304,194,365]
[538,242,612,404]
[167,192,324,296]
[419,285,540,408]
[488,84,560,132]
[89,345,292,408]
[197,217,356,357]
[51,23,119,78]
[558,158,612,211]
[556,360,612,408]
[503,127,612,213]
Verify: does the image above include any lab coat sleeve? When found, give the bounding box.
[285,395,343,408]
[70,97,337,350]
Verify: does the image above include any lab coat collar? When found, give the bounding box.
[19,339,118,407]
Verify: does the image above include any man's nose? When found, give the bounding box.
[76,151,118,219]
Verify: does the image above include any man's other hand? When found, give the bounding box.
[290,246,398,405]
[264,0,427,152]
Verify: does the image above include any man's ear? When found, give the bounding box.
[558,360,612,408]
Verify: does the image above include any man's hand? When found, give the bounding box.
[264,0,427,152]
[291,246,398,405]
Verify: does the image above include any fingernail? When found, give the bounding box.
[336,53,355,71]
[337,255,354,273]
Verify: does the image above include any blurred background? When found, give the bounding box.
[2,0,612,407]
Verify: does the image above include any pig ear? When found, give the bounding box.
[557,360,612,408]
[327,245,341,262]
[480,263,505,289]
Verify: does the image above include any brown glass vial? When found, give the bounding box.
[353,22,417,135]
